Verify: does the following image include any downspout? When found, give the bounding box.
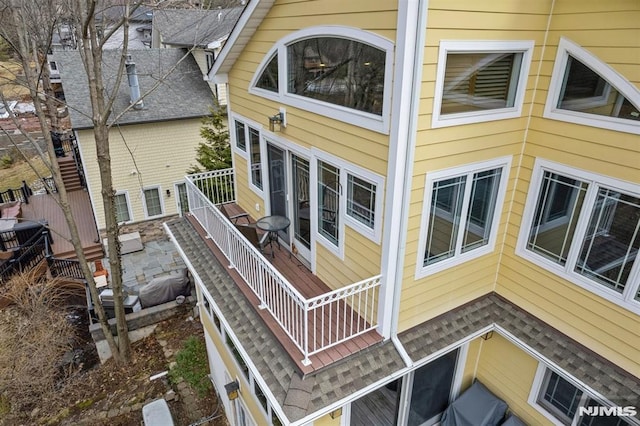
[382,0,429,367]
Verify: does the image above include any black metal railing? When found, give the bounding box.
[48,257,84,280]
[0,181,32,204]
[70,136,86,189]
[0,230,50,283]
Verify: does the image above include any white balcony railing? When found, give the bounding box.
[185,169,381,366]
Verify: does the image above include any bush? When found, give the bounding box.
[0,154,13,169]
[169,336,211,397]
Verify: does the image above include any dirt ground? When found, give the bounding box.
[1,307,229,426]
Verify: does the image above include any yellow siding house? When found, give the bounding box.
[56,48,215,230]
[165,1,640,425]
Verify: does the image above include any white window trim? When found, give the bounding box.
[527,363,634,426]
[246,122,266,197]
[142,185,165,219]
[248,26,395,134]
[234,396,257,426]
[544,37,640,135]
[344,169,384,244]
[114,190,133,224]
[230,113,249,159]
[516,158,640,315]
[312,148,386,259]
[431,40,534,128]
[415,156,512,279]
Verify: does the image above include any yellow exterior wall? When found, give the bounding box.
[398,1,554,331]
[496,0,640,376]
[78,119,204,229]
[475,334,552,425]
[227,0,397,287]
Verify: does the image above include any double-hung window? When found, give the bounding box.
[432,41,534,128]
[143,187,163,218]
[248,127,263,191]
[417,157,511,277]
[114,191,132,223]
[530,366,633,426]
[518,160,640,311]
[234,120,246,152]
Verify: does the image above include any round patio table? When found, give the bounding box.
[256,215,291,255]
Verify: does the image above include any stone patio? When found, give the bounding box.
[101,237,186,296]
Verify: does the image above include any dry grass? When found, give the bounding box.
[0,154,51,191]
[0,60,30,99]
[0,270,78,415]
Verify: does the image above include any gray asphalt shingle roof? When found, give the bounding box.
[153,7,244,48]
[55,48,214,130]
[167,217,640,423]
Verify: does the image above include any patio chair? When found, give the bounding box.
[236,224,271,256]
[220,203,250,224]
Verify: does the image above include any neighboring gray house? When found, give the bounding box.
[54,48,215,229]
[152,7,244,105]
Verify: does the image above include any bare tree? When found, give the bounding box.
[0,0,124,362]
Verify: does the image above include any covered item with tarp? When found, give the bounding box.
[440,381,508,426]
[139,268,190,308]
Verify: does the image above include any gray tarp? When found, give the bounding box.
[440,381,508,426]
[139,269,190,308]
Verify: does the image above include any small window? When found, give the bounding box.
[255,54,278,92]
[544,38,640,134]
[249,127,262,190]
[347,174,376,229]
[205,51,214,71]
[287,37,385,115]
[225,334,249,378]
[50,61,58,71]
[114,192,131,223]
[531,366,633,426]
[235,120,246,152]
[432,41,533,128]
[143,187,163,218]
[519,160,640,311]
[318,161,340,247]
[417,158,510,277]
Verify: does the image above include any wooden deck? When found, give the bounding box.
[185,211,383,375]
[21,191,103,261]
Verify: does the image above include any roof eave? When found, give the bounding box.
[208,0,275,79]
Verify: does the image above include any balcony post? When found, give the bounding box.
[302,303,311,366]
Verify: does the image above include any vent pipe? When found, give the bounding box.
[125,55,144,110]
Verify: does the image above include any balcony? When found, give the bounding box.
[178,169,383,371]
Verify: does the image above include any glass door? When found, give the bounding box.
[292,155,311,265]
[267,143,289,241]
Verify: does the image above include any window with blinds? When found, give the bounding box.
[441,52,523,115]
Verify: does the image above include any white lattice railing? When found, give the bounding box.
[185,169,381,365]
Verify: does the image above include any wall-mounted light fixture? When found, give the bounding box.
[268,108,286,132]
[224,380,240,400]
[166,189,171,197]
[330,407,342,419]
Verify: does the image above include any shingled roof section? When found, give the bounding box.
[153,7,244,48]
[165,217,406,424]
[399,293,640,417]
[54,48,214,130]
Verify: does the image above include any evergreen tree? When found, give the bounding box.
[189,102,231,173]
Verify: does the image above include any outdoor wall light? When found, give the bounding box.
[224,380,240,400]
[166,189,171,197]
[329,407,342,419]
[268,110,286,132]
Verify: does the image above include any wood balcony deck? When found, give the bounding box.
[185,209,383,375]
[21,191,103,261]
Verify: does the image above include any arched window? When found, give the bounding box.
[250,27,394,134]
